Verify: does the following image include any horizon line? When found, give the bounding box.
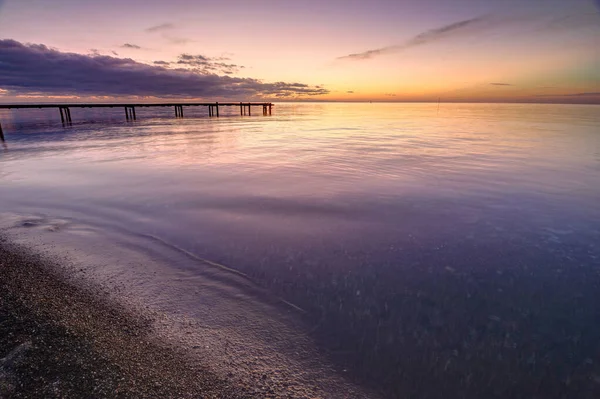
[1,100,598,106]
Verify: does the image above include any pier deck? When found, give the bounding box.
[0,102,273,140]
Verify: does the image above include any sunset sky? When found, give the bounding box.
[0,0,599,103]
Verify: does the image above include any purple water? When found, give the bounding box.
[1,103,599,397]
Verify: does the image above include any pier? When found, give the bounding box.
[0,101,273,139]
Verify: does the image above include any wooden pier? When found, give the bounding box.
[0,102,273,140]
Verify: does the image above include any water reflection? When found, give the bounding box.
[1,103,599,397]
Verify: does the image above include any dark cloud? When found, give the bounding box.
[145,23,175,33]
[490,82,512,86]
[347,90,354,93]
[339,16,486,60]
[153,60,170,66]
[111,51,119,56]
[121,43,141,49]
[385,93,397,97]
[0,39,328,99]
[179,54,209,63]
[176,53,243,74]
[89,49,100,56]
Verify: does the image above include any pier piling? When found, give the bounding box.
[0,122,4,142]
[59,107,72,125]
[125,106,136,121]
[0,101,272,133]
[174,105,184,118]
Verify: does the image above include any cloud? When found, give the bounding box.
[145,23,175,33]
[339,12,599,61]
[532,92,600,104]
[164,35,194,45]
[346,90,354,94]
[111,51,119,56]
[145,22,191,45]
[178,54,209,63]
[385,93,397,97]
[490,82,512,86]
[542,12,600,32]
[339,16,486,60]
[536,92,600,97]
[121,43,141,49]
[176,53,243,74]
[0,39,328,98]
[153,60,170,66]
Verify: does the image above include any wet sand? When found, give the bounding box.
[0,238,244,398]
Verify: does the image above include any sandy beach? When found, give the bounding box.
[0,237,243,398]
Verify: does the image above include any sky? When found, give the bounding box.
[0,0,599,103]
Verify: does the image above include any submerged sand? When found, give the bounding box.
[0,238,252,398]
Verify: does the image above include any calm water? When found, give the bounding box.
[1,103,600,398]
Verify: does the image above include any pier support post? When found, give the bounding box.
[0,122,5,142]
[240,102,243,116]
[59,107,72,125]
[269,104,272,115]
[174,105,184,118]
[125,106,136,121]
[215,102,219,117]
[248,104,251,116]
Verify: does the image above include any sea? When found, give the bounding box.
[1,102,599,398]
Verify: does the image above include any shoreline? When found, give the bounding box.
[0,215,376,399]
[0,237,242,398]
